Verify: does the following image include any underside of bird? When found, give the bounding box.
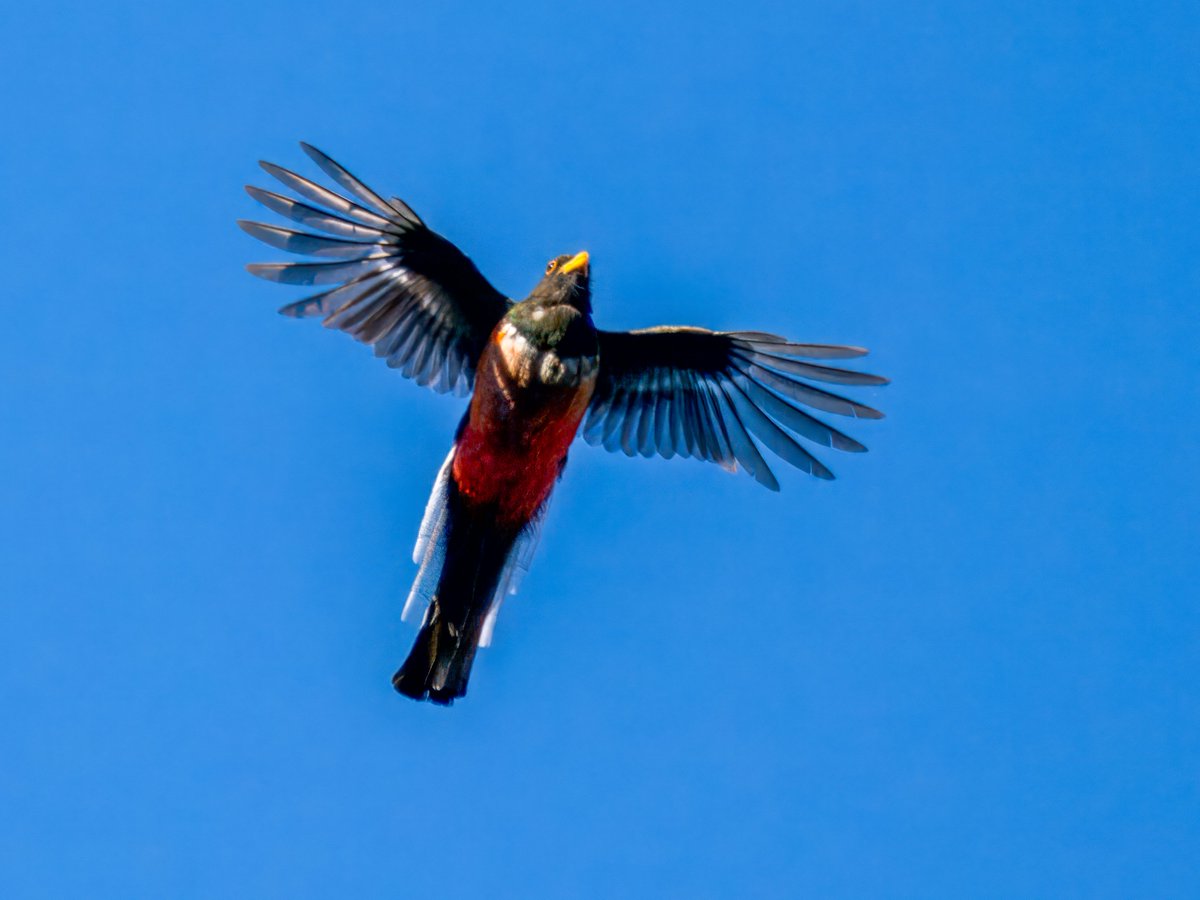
[240,143,889,704]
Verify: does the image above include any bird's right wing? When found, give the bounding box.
[240,143,511,394]
[582,327,887,490]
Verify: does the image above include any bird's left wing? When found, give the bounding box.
[582,327,888,490]
[240,143,511,394]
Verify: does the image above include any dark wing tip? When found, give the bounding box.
[298,141,325,162]
[236,219,272,247]
[246,262,285,281]
[811,459,836,480]
[859,373,891,386]
[277,301,310,318]
[244,184,274,204]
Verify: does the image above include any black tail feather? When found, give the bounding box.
[393,480,518,705]
[392,601,488,705]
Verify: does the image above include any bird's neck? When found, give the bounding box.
[506,302,595,354]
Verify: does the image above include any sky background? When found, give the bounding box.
[2,1,1197,897]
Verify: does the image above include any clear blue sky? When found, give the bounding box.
[2,2,1197,897]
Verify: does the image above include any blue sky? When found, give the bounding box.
[2,1,1197,896]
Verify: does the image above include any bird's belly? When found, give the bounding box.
[452,336,597,526]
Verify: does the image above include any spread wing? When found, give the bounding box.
[240,143,511,394]
[582,327,888,490]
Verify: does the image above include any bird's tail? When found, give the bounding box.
[393,453,525,705]
[392,595,492,705]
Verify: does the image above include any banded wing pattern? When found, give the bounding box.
[240,143,511,394]
[583,327,888,490]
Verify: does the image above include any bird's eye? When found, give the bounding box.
[545,259,558,275]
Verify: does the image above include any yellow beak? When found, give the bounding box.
[559,250,589,275]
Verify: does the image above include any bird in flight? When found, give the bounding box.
[240,144,887,705]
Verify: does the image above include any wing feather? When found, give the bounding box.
[300,142,413,223]
[244,186,395,240]
[243,144,510,394]
[237,221,385,259]
[583,327,886,487]
[731,347,889,386]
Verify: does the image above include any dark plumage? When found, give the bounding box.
[241,144,887,704]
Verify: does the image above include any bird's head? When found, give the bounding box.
[529,250,591,313]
